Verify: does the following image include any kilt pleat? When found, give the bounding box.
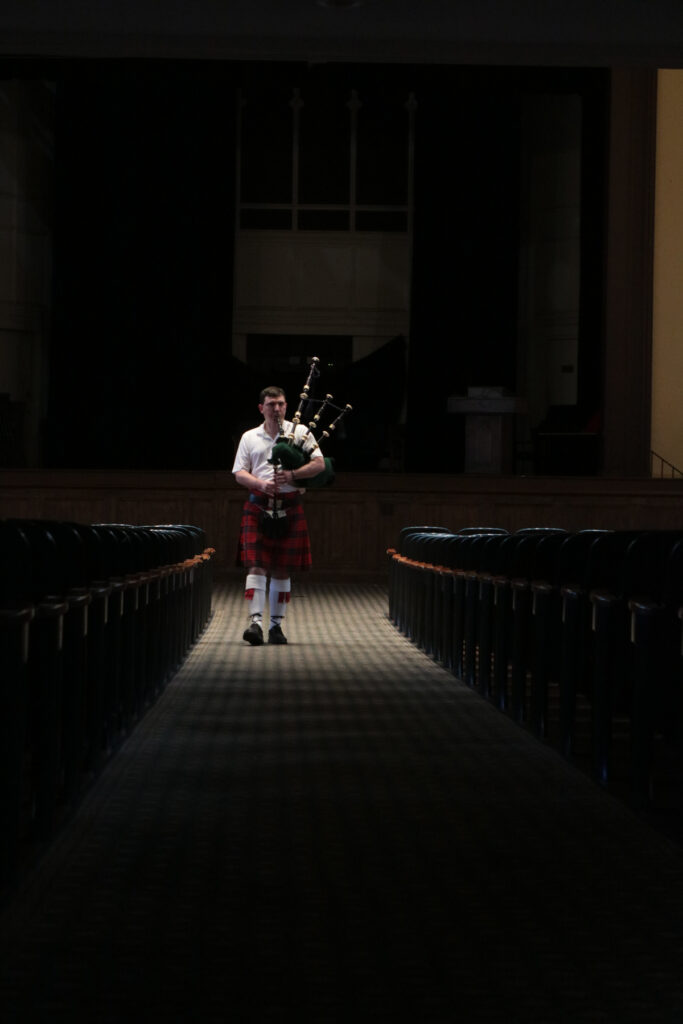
[236,495,313,571]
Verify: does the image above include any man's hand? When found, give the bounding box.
[273,468,291,490]
[261,477,278,496]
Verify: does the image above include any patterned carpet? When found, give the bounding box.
[1,581,683,1023]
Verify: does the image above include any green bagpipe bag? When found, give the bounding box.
[270,440,335,488]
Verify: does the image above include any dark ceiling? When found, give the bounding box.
[1,0,682,67]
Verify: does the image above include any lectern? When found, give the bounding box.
[447,387,518,474]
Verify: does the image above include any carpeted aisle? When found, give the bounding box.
[1,581,683,1023]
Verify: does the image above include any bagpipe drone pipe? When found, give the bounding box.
[268,356,353,490]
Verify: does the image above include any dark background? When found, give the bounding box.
[34,60,608,472]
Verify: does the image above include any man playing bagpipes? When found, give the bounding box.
[232,380,326,645]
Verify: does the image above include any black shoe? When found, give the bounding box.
[268,624,288,645]
[243,622,264,646]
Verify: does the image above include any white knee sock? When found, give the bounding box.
[245,574,266,623]
[269,578,291,629]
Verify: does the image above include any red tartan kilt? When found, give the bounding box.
[236,494,313,571]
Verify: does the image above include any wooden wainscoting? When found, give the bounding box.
[1,469,683,581]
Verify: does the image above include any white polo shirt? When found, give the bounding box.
[232,420,323,493]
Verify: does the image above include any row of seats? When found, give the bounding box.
[388,525,683,811]
[0,519,215,889]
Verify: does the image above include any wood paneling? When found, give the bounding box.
[2,469,683,581]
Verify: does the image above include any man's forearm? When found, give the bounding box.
[234,469,265,491]
[293,456,325,481]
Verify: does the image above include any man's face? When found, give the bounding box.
[260,394,287,427]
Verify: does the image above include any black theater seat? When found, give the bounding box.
[541,529,611,759]
[387,526,452,638]
[612,530,683,804]
[0,517,214,886]
[0,521,34,885]
[3,520,76,838]
[585,530,662,788]
[471,531,512,698]
[387,521,683,817]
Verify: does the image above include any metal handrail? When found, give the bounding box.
[650,450,683,478]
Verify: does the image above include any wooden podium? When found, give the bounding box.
[447,387,518,474]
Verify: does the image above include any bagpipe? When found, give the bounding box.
[260,357,352,539]
[268,356,353,490]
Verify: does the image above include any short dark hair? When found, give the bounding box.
[259,386,286,403]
